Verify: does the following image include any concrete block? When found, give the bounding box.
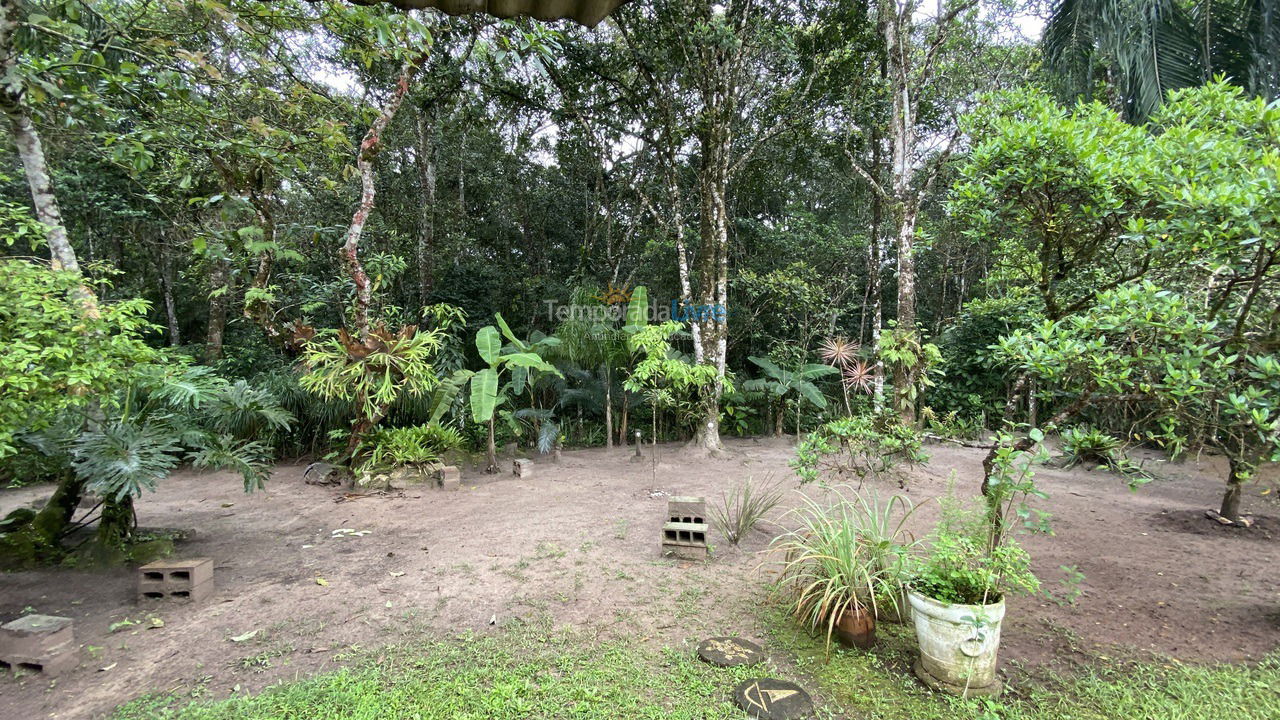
[668,496,707,524]
[513,458,533,478]
[437,465,461,490]
[662,521,708,546]
[0,614,77,677]
[662,542,709,561]
[138,557,214,602]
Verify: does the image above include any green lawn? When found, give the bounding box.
[113,615,1280,720]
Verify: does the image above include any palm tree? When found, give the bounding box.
[1043,0,1279,121]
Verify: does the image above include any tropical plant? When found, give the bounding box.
[355,423,465,474]
[743,356,838,438]
[623,321,731,446]
[300,324,445,466]
[1043,0,1280,122]
[791,411,926,488]
[912,496,1040,606]
[1059,426,1125,469]
[709,475,784,545]
[432,314,562,473]
[770,490,923,649]
[877,327,942,426]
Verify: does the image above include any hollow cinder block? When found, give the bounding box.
[0,614,77,677]
[138,557,214,603]
[661,542,709,561]
[667,496,706,525]
[513,458,533,478]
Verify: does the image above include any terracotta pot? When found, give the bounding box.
[833,606,876,649]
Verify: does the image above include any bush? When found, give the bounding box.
[791,411,925,487]
[911,498,1039,605]
[356,423,465,474]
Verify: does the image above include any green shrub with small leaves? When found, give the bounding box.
[791,411,925,487]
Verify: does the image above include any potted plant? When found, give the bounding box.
[907,500,1039,697]
[771,490,921,651]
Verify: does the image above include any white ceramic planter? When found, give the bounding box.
[908,589,1004,697]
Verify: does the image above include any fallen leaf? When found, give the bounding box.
[148,617,164,629]
[315,577,329,586]
[98,663,117,672]
[388,571,405,578]
[229,629,261,643]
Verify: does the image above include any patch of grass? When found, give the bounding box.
[112,619,761,720]
[763,606,1280,720]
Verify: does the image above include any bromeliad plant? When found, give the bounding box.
[354,423,465,475]
[771,490,923,649]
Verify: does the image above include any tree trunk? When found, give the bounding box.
[158,235,181,346]
[343,58,422,339]
[204,253,230,363]
[1218,457,1247,523]
[603,365,613,449]
[95,495,135,550]
[485,417,498,473]
[619,390,629,447]
[415,105,437,304]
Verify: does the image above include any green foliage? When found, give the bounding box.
[912,496,1040,605]
[300,326,445,426]
[1059,426,1124,469]
[356,423,465,474]
[708,475,784,545]
[770,491,922,648]
[877,328,942,420]
[931,293,1043,420]
[791,412,925,486]
[73,363,294,497]
[0,258,154,459]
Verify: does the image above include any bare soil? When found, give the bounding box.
[1,437,1277,719]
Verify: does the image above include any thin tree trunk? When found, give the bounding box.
[343,58,422,339]
[0,0,96,314]
[415,106,437,303]
[204,252,230,363]
[158,235,180,346]
[485,417,498,473]
[604,365,613,449]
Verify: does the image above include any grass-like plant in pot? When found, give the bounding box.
[907,496,1039,698]
[770,489,921,651]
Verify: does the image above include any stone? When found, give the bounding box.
[138,557,214,603]
[387,465,433,490]
[513,458,533,478]
[0,614,77,677]
[732,678,813,719]
[304,462,342,486]
[667,496,707,524]
[697,637,764,667]
[435,465,462,490]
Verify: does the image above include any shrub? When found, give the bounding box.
[1060,426,1123,468]
[356,423,466,474]
[911,498,1039,605]
[791,411,926,487]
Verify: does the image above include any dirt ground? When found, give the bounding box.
[1,437,1278,719]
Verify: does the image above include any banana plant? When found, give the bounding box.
[743,357,838,439]
[431,314,561,473]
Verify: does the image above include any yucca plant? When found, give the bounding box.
[770,489,922,650]
[709,474,785,545]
